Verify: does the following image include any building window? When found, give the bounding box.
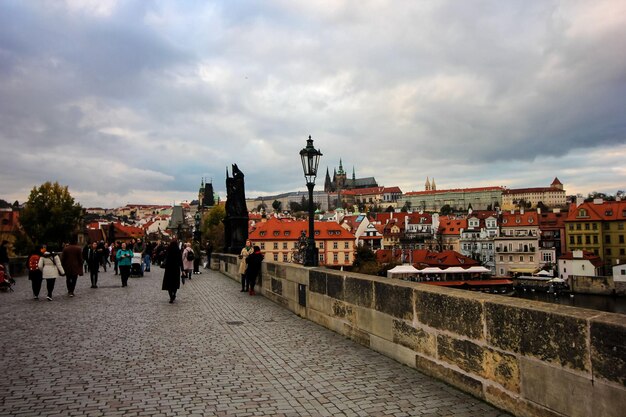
[619,235,624,244]
[333,242,338,249]
[344,242,349,249]
[585,223,590,230]
[273,242,278,250]
[319,254,324,263]
[576,223,581,230]
[500,268,504,275]
[620,248,625,256]
[509,256,513,262]
[569,236,575,244]
[283,254,288,262]
[319,242,324,249]
[333,253,338,262]
[520,256,524,262]
[606,248,612,255]
[260,243,265,250]
[530,256,533,262]
[585,236,591,244]
[619,222,624,230]
[273,254,278,261]
[344,253,349,262]
[499,256,503,261]
[593,235,598,244]
[283,242,288,249]
[605,235,611,244]
[592,223,597,230]
[577,236,582,244]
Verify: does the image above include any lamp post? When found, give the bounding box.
[300,135,322,266]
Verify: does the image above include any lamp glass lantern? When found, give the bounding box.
[299,135,322,266]
[300,135,322,185]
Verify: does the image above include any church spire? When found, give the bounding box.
[352,166,356,181]
[431,178,436,190]
[425,177,431,191]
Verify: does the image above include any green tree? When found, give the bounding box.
[201,205,226,250]
[272,200,282,212]
[19,182,82,248]
[351,244,382,275]
[440,204,452,215]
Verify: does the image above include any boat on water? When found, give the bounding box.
[420,278,515,295]
[513,275,571,295]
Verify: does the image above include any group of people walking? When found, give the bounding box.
[18,237,262,304]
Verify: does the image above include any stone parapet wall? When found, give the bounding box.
[570,275,617,295]
[215,254,625,417]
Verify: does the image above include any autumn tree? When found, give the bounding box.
[201,204,226,251]
[19,182,83,248]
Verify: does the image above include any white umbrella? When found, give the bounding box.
[548,278,565,283]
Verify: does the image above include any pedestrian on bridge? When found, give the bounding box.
[116,242,133,287]
[162,238,183,303]
[239,239,253,292]
[245,246,263,296]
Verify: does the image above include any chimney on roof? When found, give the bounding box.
[593,198,604,205]
[511,209,515,214]
[536,207,541,214]
[520,208,524,215]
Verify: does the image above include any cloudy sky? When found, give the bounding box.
[0,0,624,208]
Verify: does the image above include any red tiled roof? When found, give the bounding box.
[438,219,467,235]
[566,200,626,222]
[249,217,354,241]
[559,251,603,268]
[502,187,561,194]
[405,186,502,196]
[551,177,562,186]
[375,249,478,268]
[500,211,538,227]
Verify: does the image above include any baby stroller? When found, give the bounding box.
[0,265,15,292]
[130,252,144,277]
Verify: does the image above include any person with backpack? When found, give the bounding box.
[181,242,194,284]
[27,245,45,299]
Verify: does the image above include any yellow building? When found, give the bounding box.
[501,178,566,210]
[565,200,626,273]
[248,217,355,267]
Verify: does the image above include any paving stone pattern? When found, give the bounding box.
[0,267,512,416]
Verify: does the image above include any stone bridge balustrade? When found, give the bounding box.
[214,253,625,417]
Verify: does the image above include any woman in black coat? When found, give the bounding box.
[245,246,264,296]
[161,239,183,303]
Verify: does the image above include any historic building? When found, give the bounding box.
[400,181,502,212]
[248,217,355,267]
[537,209,567,264]
[198,178,216,208]
[323,159,378,209]
[494,210,544,276]
[459,211,499,274]
[501,178,566,210]
[564,200,626,273]
[341,186,403,210]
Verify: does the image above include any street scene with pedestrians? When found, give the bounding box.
[1,266,510,417]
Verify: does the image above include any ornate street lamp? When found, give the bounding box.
[300,135,322,266]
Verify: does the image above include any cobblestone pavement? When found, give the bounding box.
[0,267,512,417]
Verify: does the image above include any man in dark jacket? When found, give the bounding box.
[61,236,84,297]
[86,242,102,288]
